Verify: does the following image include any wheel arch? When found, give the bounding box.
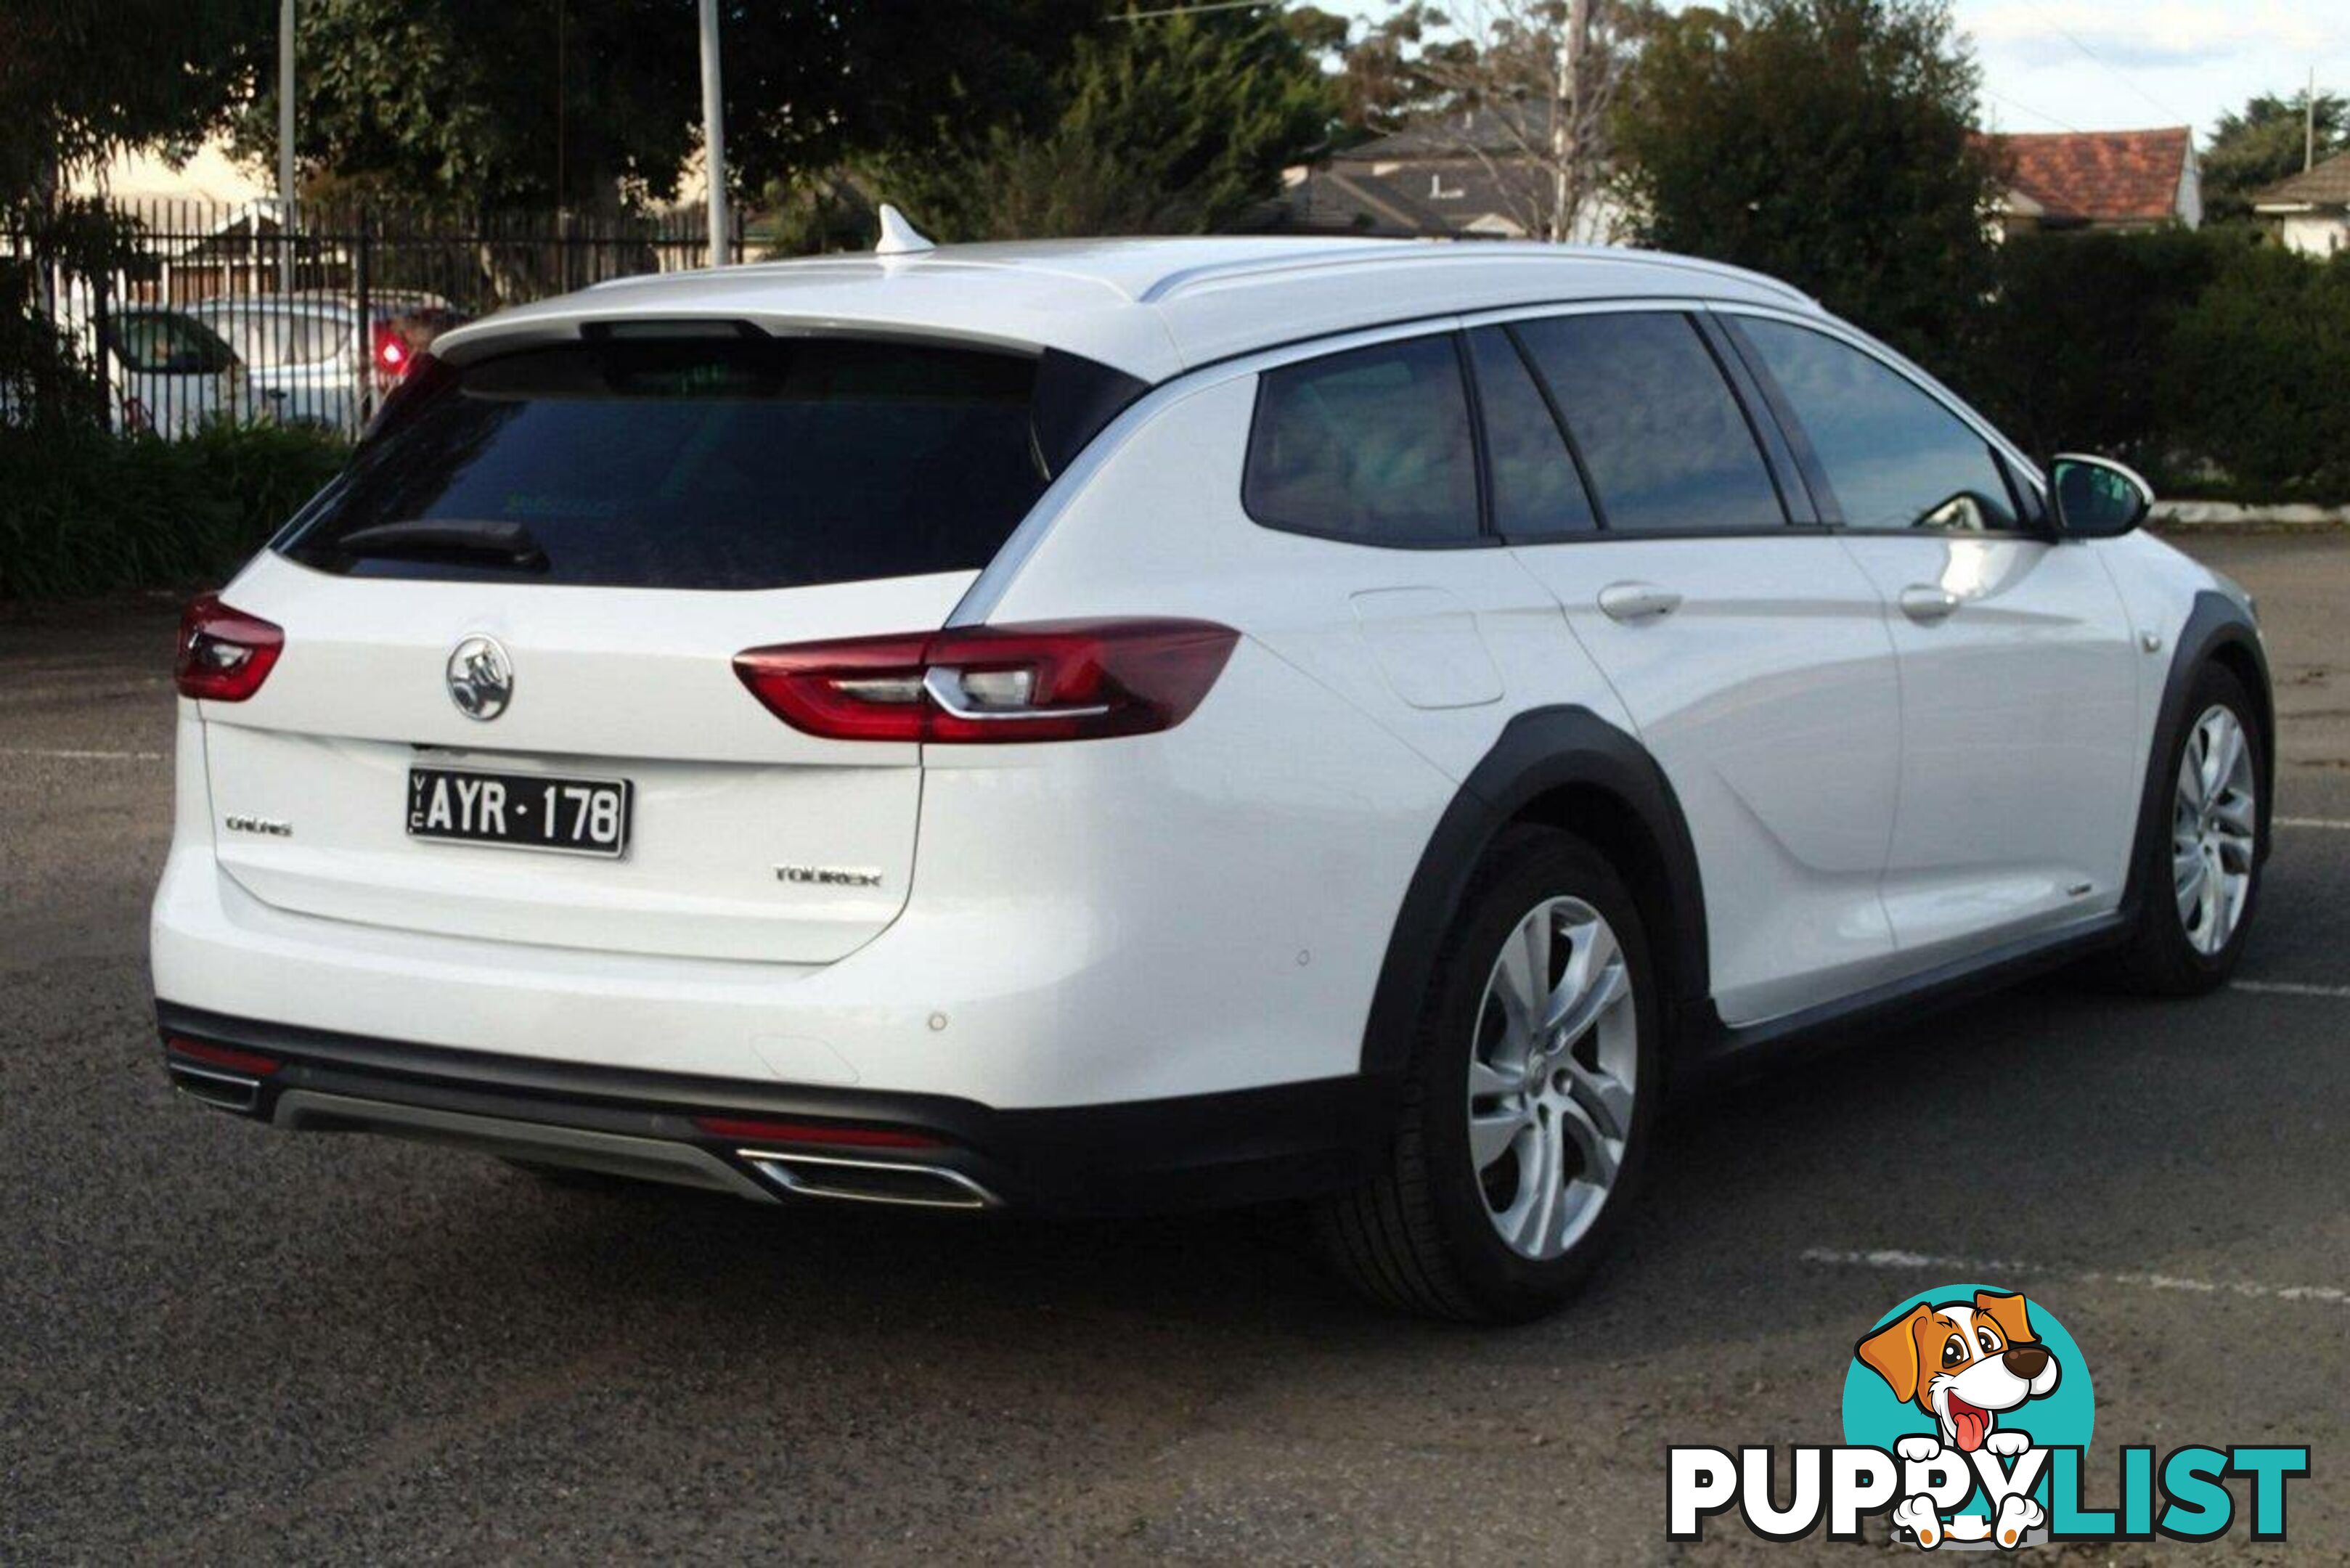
[2120,589,2274,917]
[1360,706,1710,1085]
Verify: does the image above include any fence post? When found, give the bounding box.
[354,207,372,430]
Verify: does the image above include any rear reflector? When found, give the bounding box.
[166,1035,284,1077]
[733,618,1238,743]
[693,1114,946,1150]
[176,593,284,702]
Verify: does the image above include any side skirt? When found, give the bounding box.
[1676,910,2134,1095]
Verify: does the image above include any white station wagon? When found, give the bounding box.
[154,223,2269,1320]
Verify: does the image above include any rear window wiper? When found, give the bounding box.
[334,519,549,570]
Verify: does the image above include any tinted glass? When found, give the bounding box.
[1244,335,1480,545]
[107,311,236,375]
[1737,319,2017,532]
[1514,313,1784,534]
[279,337,1048,590]
[1466,327,1596,539]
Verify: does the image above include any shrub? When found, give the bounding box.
[0,420,346,600]
[2161,246,2350,500]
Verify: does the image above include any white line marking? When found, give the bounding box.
[0,747,167,762]
[1802,1249,2348,1306]
[2276,817,2350,830]
[2234,980,2350,1000]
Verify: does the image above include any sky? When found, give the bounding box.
[1955,0,2350,139]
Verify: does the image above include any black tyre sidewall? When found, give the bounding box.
[1411,831,1660,1319]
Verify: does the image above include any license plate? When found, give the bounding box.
[407,766,632,859]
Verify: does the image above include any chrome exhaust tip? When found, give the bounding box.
[739,1148,1000,1210]
[168,1061,264,1114]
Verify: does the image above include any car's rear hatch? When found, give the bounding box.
[199,328,1100,964]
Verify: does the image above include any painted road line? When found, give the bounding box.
[2234,979,2350,1000]
[0,747,168,762]
[1801,1248,2347,1307]
[2275,817,2350,830]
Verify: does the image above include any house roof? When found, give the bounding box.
[2253,149,2350,210]
[433,236,1817,383]
[1984,127,2192,223]
[1345,105,1559,162]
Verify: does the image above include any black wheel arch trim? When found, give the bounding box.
[1358,704,1711,1081]
[2121,589,2274,915]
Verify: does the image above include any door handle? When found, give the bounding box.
[1898,584,1961,624]
[1598,582,1681,624]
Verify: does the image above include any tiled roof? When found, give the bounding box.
[2253,149,2350,208]
[1984,127,2192,223]
[1345,105,1558,161]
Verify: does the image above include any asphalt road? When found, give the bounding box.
[4,538,2346,1564]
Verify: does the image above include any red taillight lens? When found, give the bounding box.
[692,1114,945,1150]
[374,327,409,375]
[166,1035,284,1077]
[175,592,284,702]
[733,619,1239,743]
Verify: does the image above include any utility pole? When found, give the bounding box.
[279,0,296,293]
[2308,65,2318,173]
[698,0,730,267]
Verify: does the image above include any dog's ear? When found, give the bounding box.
[1856,1304,1930,1405]
[1975,1290,2036,1347]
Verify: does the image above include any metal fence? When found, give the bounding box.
[4,198,747,440]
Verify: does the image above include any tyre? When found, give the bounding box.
[1318,826,1660,1322]
[2105,661,2265,996]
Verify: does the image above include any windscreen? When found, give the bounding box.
[107,311,238,375]
[277,335,1052,590]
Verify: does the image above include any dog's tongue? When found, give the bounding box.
[1951,1401,1989,1453]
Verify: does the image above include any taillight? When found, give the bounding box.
[373,325,409,377]
[175,593,284,702]
[693,1114,945,1150]
[734,619,1239,743]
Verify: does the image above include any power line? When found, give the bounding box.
[1981,88,2084,135]
[1109,0,1275,18]
[2018,1,2192,126]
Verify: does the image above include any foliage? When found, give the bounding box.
[1958,226,2237,473]
[872,9,1336,241]
[1613,0,2001,364]
[0,421,346,600]
[2161,246,2350,499]
[1291,4,1476,144]
[232,0,1108,213]
[2200,90,2349,226]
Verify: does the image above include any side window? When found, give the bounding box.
[1512,312,1786,534]
[1465,327,1597,539]
[1734,318,2018,533]
[1244,334,1481,546]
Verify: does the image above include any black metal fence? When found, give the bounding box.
[4,199,748,439]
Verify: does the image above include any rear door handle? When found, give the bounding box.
[1597,582,1681,624]
[1898,584,1961,624]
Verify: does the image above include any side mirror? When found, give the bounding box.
[2049,453,2153,539]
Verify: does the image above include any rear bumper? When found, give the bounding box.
[157,1003,1392,1217]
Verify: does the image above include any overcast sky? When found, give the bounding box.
[1958,0,2350,139]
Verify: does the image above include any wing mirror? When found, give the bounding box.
[2049,454,2154,539]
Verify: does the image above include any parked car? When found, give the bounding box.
[151,233,2270,1320]
[98,306,247,438]
[184,292,470,434]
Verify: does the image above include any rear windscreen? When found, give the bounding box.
[277,335,1052,590]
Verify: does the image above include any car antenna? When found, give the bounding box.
[874,203,935,258]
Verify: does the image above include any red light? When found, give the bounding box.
[693,1115,946,1149]
[733,619,1239,744]
[175,592,284,702]
[167,1035,284,1077]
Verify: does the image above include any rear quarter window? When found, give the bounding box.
[279,336,1058,591]
[1242,335,1480,547]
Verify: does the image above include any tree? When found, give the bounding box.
[1613,0,2002,364]
[1412,0,1655,242]
[1292,4,1475,144]
[231,0,1109,212]
[871,9,1336,241]
[2201,89,2349,226]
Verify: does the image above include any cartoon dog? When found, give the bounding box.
[1857,1290,2062,1550]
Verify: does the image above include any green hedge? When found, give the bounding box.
[0,421,347,600]
[1954,229,2350,504]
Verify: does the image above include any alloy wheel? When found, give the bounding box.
[2173,703,2256,957]
[1465,896,1638,1260]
